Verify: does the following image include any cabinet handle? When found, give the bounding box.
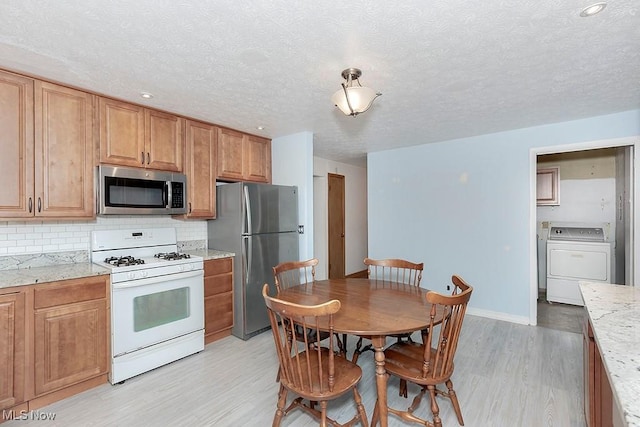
[146,152,150,164]
[28,197,33,213]
[141,152,145,164]
[189,202,192,214]
[37,197,42,213]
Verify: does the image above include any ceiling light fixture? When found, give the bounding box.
[140,92,154,99]
[580,2,607,17]
[331,68,381,117]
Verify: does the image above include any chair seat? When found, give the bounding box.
[384,342,454,385]
[282,348,362,400]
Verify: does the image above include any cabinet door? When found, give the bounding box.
[99,97,145,167]
[184,120,217,218]
[0,71,34,218]
[35,81,95,218]
[217,128,245,181]
[34,299,107,396]
[0,292,26,410]
[244,135,271,183]
[145,109,184,172]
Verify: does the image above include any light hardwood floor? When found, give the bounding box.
[3,315,585,426]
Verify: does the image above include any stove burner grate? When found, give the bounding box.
[154,252,191,261]
[105,256,145,267]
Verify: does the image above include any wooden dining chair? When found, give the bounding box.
[262,284,369,427]
[371,275,473,427]
[351,257,424,363]
[272,258,345,354]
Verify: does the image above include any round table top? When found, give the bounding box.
[275,277,433,336]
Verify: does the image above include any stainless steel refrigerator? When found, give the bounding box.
[207,182,299,340]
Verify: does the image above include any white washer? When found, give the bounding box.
[546,226,613,306]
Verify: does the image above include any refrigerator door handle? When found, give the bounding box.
[243,184,252,236]
[242,235,252,287]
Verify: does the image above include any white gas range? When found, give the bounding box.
[91,228,204,384]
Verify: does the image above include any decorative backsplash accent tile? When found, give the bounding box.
[177,240,207,251]
[0,251,88,271]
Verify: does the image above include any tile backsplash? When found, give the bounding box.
[0,215,208,256]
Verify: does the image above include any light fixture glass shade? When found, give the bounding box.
[332,86,380,116]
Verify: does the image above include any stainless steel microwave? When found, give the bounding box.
[96,165,187,215]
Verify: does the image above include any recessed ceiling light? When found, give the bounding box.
[580,2,607,17]
[256,126,265,130]
[140,92,154,99]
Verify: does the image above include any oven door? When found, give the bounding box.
[111,270,204,356]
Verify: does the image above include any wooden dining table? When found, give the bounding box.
[276,277,437,427]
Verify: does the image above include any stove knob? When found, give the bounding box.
[127,272,135,280]
[141,271,148,278]
[184,264,192,271]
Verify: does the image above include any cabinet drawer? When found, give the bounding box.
[34,276,108,309]
[205,274,232,297]
[204,257,232,276]
[205,293,233,333]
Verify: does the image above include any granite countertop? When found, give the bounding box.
[580,282,640,427]
[183,249,235,260]
[0,263,110,290]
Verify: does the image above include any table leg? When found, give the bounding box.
[372,335,388,427]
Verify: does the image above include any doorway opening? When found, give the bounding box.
[530,137,637,326]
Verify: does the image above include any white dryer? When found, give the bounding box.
[546,226,613,306]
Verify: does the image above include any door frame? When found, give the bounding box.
[529,136,638,325]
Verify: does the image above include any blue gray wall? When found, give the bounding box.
[367,109,640,323]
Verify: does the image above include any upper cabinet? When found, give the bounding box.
[181,120,218,219]
[537,167,560,206]
[98,97,184,172]
[217,128,271,183]
[0,71,95,219]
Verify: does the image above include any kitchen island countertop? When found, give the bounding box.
[580,282,640,427]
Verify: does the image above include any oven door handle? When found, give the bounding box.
[111,270,203,289]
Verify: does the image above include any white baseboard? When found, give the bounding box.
[466,306,531,326]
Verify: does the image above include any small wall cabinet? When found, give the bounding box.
[204,257,234,344]
[98,97,184,172]
[217,128,271,183]
[537,167,560,206]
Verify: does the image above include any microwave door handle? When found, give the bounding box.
[166,182,172,209]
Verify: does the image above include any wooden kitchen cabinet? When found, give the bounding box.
[0,72,94,219]
[217,128,271,183]
[203,257,234,344]
[584,313,613,427]
[99,97,184,172]
[32,276,109,401]
[181,120,218,219]
[0,291,26,412]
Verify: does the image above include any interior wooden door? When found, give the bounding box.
[328,173,345,279]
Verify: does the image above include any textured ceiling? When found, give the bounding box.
[1,1,639,166]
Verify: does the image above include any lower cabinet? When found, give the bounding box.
[33,277,108,397]
[0,275,109,417]
[204,257,234,344]
[584,313,613,427]
[0,291,26,412]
